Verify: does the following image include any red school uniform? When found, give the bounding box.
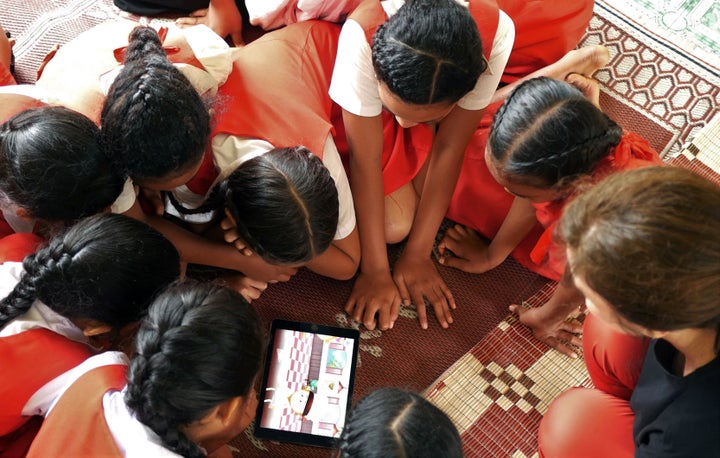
[180,20,342,203]
[530,132,664,280]
[0,328,92,455]
[331,0,500,196]
[26,364,128,458]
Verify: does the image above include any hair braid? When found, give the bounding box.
[125,281,264,457]
[489,77,623,188]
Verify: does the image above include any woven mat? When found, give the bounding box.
[2,0,720,457]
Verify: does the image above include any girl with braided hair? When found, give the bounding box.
[100,21,359,301]
[539,167,720,457]
[439,75,663,358]
[27,280,265,458]
[331,0,594,332]
[0,213,179,455]
[337,387,462,458]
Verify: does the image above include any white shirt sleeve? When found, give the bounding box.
[213,134,355,240]
[110,178,137,214]
[329,20,382,117]
[457,10,515,111]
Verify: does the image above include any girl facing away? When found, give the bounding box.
[439,75,662,357]
[0,213,180,455]
[538,166,720,457]
[337,387,463,458]
[26,280,265,458]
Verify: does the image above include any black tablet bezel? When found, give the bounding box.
[253,319,360,448]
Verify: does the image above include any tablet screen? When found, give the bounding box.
[254,320,360,448]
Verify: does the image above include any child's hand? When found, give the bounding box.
[220,215,253,256]
[221,273,268,302]
[176,0,244,46]
[437,225,504,273]
[345,270,401,331]
[566,73,601,108]
[393,251,455,330]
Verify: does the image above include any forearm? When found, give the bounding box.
[344,111,390,274]
[486,197,537,265]
[305,228,360,280]
[405,107,484,256]
[544,269,585,317]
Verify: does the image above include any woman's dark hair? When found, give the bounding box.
[125,281,265,458]
[489,77,624,188]
[171,146,339,264]
[560,166,720,351]
[101,26,210,183]
[0,106,124,222]
[0,213,180,328]
[338,387,463,458]
[372,0,486,106]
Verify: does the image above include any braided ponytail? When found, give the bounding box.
[489,77,623,188]
[126,280,264,457]
[101,26,210,184]
[0,214,179,330]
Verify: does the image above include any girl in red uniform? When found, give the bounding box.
[330,0,594,331]
[439,76,663,357]
[0,214,179,455]
[102,23,359,300]
[539,167,720,457]
[27,281,265,458]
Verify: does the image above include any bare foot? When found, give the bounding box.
[555,45,610,79]
[437,224,502,273]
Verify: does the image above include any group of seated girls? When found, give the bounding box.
[1,0,718,456]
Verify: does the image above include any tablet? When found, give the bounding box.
[254,319,360,448]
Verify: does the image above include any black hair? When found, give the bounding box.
[125,281,265,458]
[338,387,463,458]
[100,26,210,183]
[489,77,624,188]
[171,146,339,264]
[372,0,486,105]
[0,106,124,223]
[0,213,180,329]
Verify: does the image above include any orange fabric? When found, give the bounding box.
[0,233,44,262]
[0,61,15,86]
[27,364,127,458]
[538,387,635,458]
[0,329,92,449]
[530,132,664,279]
[498,0,594,84]
[214,21,339,159]
[0,94,45,124]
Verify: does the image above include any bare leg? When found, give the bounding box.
[491,45,610,104]
[384,182,418,244]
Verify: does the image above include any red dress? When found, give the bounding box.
[0,328,92,455]
[182,20,342,201]
[446,0,597,277]
[498,0,595,84]
[332,0,500,196]
[530,132,663,280]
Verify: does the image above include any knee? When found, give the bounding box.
[384,184,417,244]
